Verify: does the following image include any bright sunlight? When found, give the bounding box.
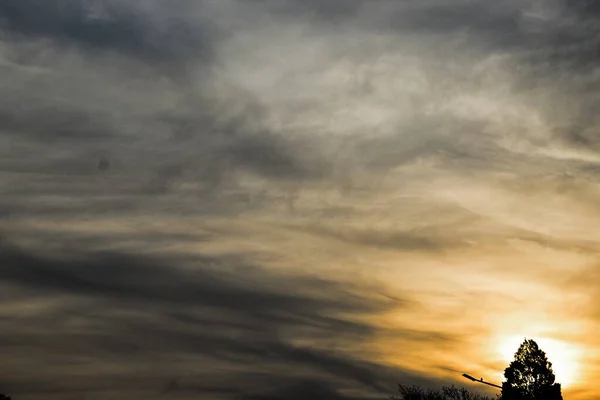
[497,335,582,388]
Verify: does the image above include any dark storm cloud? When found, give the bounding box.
[0,239,453,399]
[0,0,215,65]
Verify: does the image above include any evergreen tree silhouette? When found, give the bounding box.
[501,338,562,400]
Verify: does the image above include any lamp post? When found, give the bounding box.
[462,373,502,389]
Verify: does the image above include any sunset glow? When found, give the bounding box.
[496,335,583,388]
[2,1,600,399]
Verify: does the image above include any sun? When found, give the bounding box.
[496,335,581,387]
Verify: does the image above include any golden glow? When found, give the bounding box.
[496,335,582,388]
[3,2,600,398]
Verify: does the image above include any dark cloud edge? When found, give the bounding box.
[0,237,467,399]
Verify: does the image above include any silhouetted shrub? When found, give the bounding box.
[392,384,496,400]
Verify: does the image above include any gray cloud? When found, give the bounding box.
[1,0,599,220]
[297,224,457,252]
[0,106,117,143]
[2,0,600,398]
[0,239,382,316]
[0,238,452,399]
[0,0,215,68]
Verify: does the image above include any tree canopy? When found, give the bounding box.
[501,338,563,400]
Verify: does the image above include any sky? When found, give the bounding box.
[1,0,600,399]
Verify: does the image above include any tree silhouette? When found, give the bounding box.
[0,394,11,400]
[501,338,563,400]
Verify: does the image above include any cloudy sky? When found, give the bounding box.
[1,0,600,399]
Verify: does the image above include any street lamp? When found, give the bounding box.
[462,373,502,389]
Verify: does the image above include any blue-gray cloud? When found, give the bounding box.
[0,0,215,67]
